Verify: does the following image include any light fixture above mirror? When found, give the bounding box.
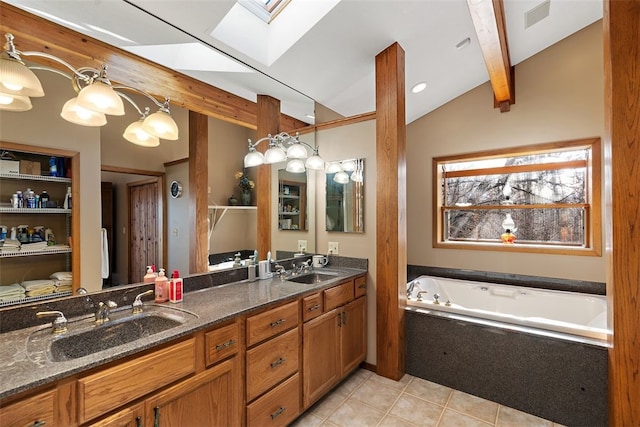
[0,33,179,145]
[244,132,324,173]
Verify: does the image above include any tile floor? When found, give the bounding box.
[291,369,565,427]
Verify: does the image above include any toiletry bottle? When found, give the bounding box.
[143,266,156,283]
[16,190,23,208]
[49,156,57,177]
[169,270,183,303]
[63,187,72,209]
[40,190,49,208]
[25,188,35,209]
[154,268,169,303]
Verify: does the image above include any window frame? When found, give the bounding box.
[432,137,602,256]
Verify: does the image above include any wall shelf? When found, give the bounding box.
[0,172,71,183]
[0,246,71,259]
[208,205,257,230]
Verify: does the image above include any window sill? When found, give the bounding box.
[433,241,601,257]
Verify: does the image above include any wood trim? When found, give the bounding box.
[434,241,601,257]
[256,95,280,258]
[604,1,640,425]
[163,158,189,167]
[189,111,208,274]
[0,3,308,132]
[442,203,590,210]
[315,112,376,132]
[100,165,164,176]
[444,160,588,178]
[375,42,406,381]
[466,0,515,111]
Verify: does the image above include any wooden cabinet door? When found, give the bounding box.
[340,296,367,377]
[0,388,56,427]
[302,310,340,409]
[90,402,144,427]
[145,357,240,427]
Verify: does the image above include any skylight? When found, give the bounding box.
[238,0,291,23]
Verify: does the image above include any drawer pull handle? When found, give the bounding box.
[154,406,161,427]
[136,416,143,427]
[33,422,46,427]
[215,339,236,351]
[270,357,286,368]
[270,318,286,327]
[359,284,367,289]
[270,406,286,420]
[308,304,320,312]
[337,312,342,327]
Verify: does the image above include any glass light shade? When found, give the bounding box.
[333,171,350,184]
[286,143,308,159]
[76,81,125,115]
[264,146,287,164]
[0,56,44,97]
[351,170,363,183]
[502,213,516,231]
[123,120,160,147]
[286,159,306,173]
[142,109,179,140]
[342,160,356,172]
[0,91,32,111]
[60,97,107,126]
[305,155,325,170]
[244,150,265,167]
[325,162,343,174]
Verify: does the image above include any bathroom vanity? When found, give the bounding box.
[0,266,367,426]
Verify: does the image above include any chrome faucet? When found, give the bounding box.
[417,290,429,301]
[132,290,154,314]
[274,263,286,278]
[95,300,118,324]
[407,280,424,299]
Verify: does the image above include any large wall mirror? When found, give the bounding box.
[325,158,364,233]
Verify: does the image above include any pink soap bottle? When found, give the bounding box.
[169,269,183,303]
[143,266,156,284]
[154,268,169,303]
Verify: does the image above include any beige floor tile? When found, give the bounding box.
[327,398,386,427]
[378,414,420,427]
[447,391,498,424]
[310,389,350,419]
[438,409,493,427]
[369,371,413,391]
[336,369,373,394]
[290,412,325,427]
[404,377,453,406]
[496,406,554,427]
[388,393,444,426]
[350,377,403,412]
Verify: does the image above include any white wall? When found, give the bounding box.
[406,21,605,282]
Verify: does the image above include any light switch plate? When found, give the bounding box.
[298,240,307,253]
[328,242,339,255]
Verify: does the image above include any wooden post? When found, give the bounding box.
[604,1,640,425]
[189,111,208,274]
[256,95,280,259]
[375,42,407,380]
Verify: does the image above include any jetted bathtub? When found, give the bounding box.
[406,275,609,343]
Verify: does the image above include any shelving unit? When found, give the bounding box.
[0,142,79,305]
[278,181,306,231]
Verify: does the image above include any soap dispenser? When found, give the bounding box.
[154,268,169,303]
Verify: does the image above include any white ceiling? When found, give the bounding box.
[4,0,603,125]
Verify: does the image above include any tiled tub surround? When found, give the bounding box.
[405,267,608,427]
[0,261,366,400]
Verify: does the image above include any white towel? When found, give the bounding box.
[101,228,109,279]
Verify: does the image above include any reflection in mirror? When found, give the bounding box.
[278,170,307,231]
[326,159,365,233]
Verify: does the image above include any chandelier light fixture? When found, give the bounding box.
[244,132,324,173]
[325,158,364,184]
[0,33,179,145]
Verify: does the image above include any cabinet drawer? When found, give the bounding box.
[246,328,299,402]
[302,293,323,322]
[246,300,299,347]
[0,388,57,426]
[205,320,240,366]
[77,338,196,424]
[324,280,354,312]
[247,373,300,427]
[355,275,367,298]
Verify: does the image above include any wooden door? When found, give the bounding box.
[145,358,240,427]
[302,309,340,409]
[128,179,160,283]
[340,296,367,377]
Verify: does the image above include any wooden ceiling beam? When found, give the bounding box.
[0,3,309,131]
[467,0,515,112]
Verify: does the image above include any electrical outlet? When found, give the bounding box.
[297,240,307,253]
[328,242,339,255]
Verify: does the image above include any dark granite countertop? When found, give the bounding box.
[0,266,366,400]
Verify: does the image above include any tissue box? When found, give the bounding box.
[0,160,19,174]
[19,160,41,176]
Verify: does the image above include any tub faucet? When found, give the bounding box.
[407,280,417,298]
[95,300,118,324]
[433,293,441,305]
[417,290,429,301]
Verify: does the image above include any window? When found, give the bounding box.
[433,138,601,255]
[238,0,291,23]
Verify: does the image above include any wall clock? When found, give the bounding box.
[170,180,183,198]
